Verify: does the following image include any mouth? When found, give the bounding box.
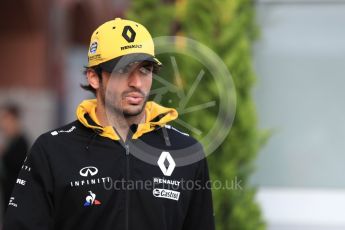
[124,93,144,105]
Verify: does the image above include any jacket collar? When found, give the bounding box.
[76,99,178,140]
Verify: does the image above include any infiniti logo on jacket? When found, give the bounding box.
[79,166,98,177]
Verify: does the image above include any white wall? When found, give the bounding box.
[252,0,345,229]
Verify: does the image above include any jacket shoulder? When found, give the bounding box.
[47,120,90,136]
[34,120,89,146]
[163,124,203,149]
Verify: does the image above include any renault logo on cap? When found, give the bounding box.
[122,25,136,43]
[157,151,176,176]
[80,166,98,177]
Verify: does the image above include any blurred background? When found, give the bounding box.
[252,0,345,229]
[0,0,345,229]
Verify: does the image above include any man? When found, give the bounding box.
[0,104,28,214]
[3,18,215,230]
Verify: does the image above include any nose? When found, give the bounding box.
[128,70,142,88]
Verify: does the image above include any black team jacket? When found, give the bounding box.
[3,99,215,230]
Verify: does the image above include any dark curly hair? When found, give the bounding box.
[80,66,103,96]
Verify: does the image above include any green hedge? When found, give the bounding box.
[127,0,267,229]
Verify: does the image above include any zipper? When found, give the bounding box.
[124,127,134,230]
[125,143,130,230]
[113,126,136,230]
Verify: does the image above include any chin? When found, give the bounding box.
[122,104,145,117]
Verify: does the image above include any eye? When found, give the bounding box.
[115,66,131,74]
[139,65,153,75]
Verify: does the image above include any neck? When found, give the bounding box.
[95,102,145,141]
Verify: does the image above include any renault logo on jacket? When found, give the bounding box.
[79,166,98,177]
[157,152,176,176]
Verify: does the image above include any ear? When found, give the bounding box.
[86,69,101,90]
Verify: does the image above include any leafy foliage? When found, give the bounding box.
[127,0,267,229]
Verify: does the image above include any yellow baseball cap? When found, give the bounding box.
[87,18,162,72]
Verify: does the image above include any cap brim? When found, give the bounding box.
[100,53,162,73]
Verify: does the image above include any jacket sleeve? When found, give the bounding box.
[3,136,54,230]
[182,157,216,230]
